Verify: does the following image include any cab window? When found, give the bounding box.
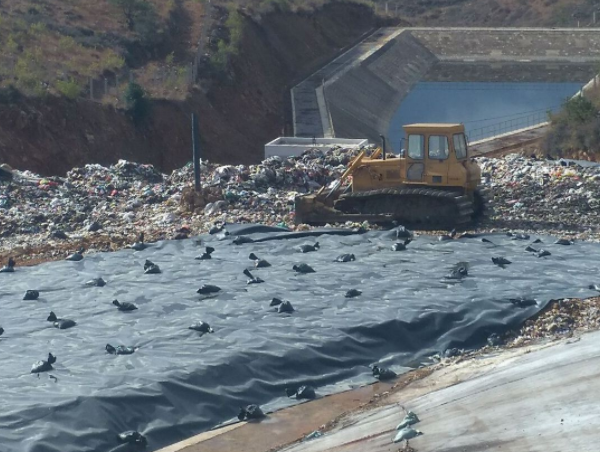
[453,133,468,159]
[428,135,449,160]
[407,134,424,160]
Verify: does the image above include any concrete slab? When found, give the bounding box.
[281,331,600,452]
[155,379,404,452]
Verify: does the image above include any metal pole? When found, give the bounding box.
[380,134,386,160]
[192,113,201,192]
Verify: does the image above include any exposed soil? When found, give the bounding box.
[0,3,376,175]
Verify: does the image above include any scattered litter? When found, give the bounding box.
[304,430,323,441]
[238,404,265,421]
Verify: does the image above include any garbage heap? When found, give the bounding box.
[0,147,364,249]
[1,150,600,258]
[478,154,600,234]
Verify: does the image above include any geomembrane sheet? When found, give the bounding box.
[0,225,597,452]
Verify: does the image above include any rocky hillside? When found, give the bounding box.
[378,0,597,27]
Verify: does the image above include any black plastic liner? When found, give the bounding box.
[0,226,597,452]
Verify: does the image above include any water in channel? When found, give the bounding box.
[388,82,582,151]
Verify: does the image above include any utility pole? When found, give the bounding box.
[191,113,201,192]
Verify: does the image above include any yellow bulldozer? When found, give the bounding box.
[294,123,486,228]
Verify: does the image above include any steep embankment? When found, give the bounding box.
[0,3,375,175]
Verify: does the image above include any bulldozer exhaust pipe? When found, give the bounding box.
[380,134,386,160]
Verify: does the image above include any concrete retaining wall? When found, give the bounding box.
[264,137,368,158]
[326,31,436,143]
[291,27,600,146]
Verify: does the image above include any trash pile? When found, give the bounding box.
[502,297,600,348]
[478,154,600,234]
[0,147,365,259]
[2,149,600,262]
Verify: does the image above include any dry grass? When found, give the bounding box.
[0,0,205,99]
[0,0,592,100]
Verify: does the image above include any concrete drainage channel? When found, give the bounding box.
[292,27,600,148]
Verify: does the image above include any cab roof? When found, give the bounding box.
[403,123,465,133]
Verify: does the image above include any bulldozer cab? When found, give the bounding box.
[351,123,479,193]
[403,123,471,187]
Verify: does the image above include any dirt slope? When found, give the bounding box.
[0,3,375,175]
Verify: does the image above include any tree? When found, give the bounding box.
[109,0,153,31]
[564,95,596,124]
[124,82,150,125]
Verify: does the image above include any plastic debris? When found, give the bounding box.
[189,321,214,335]
[372,365,397,381]
[304,430,323,441]
[31,353,56,373]
[0,149,367,260]
[23,290,39,300]
[238,404,265,421]
[4,151,600,265]
[117,430,147,446]
[478,155,600,237]
[286,385,316,400]
[345,288,362,298]
[106,344,136,355]
[85,277,106,287]
[143,259,161,274]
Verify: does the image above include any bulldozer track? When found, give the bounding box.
[334,187,481,228]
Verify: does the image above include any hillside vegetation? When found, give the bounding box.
[544,87,600,160]
[0,0,205,101]
[1,0,599,175]
[1,0,596,102]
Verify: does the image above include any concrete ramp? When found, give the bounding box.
[282,331,600,452]
[327,31,436,144]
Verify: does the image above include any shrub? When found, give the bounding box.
[58,36,78,53]
[210,40,231,73]
[208,10,245,74]
[28,22,47,36]
[14,49,46,96]
[564,95,596,123]
[134,3,161,47]
[124,81,150,124]
[226,10,244,49]
[109,0,160,46]
[55,79,82,99]
[101,51,126,70]
[258,0,291,13]
[7,34,19,53]
[544,94,600,156]
[0,85,21,104]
